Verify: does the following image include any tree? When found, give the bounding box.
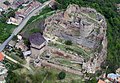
[3,1,10,6]
[7,10,15,18]
[86,77,97,83]
[65,40,72,45]
[58,71,66,80]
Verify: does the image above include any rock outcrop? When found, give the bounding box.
[44,4,107,74]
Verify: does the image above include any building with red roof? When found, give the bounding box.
[0,52,4,61]
[98,79,105,83]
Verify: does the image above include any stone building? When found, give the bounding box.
[29,33,47,59]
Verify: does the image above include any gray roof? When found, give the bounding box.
[29,33,46,46]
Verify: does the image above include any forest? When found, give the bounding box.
[56,0,120,73]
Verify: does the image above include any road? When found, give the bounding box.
[0,0,52,52]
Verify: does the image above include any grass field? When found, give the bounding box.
[10,67,84,83]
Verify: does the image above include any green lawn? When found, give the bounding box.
[0,23,16,43]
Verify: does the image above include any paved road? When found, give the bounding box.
[0,1,52,52]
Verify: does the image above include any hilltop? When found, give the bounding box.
[43,4,107,74]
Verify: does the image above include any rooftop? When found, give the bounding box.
[0,52,4,61]
[29,33,46,46]
[98,79,105,83]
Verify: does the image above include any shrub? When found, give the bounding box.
[65,40,72,45]
[58,71,66,80]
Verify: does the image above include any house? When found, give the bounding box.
[117,4,120,12]
[11,0,29,9]
[0,52,4,61]
[49,0,58,10]
[15,40,28,51]
[9,0,14,4]
[23,50,31,58]
[7,17,23,25]
[0,76,6,83]
[15,1,41,18]
[116,68,120,74]
[9,40,16,47]
[98,79,105,83]
[17,35,22,41]
[107,73,120,82]
[0,7,3,12]
[29,33,47,58]
[0,2,9,11]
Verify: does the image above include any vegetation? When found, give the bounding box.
[0,8,16,43]
[26,7,53,24]
[49,42,89,58]
[20,7,55,39]
[3,1,10,6]
[0,0,119,82]
[6,8,16,18]
[0,23,15,43]
[6,67,81,83]
[58,71,66,80]
[37,0,48,3]
[23,38,31,48]
[64,40,72,45]
[0,8,16,22]
[56,0,120,74]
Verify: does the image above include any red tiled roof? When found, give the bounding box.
[0,52,4,61]
[98,79,105,83]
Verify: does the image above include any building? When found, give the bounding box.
[11,0,30,9]
[23,50,31,58]
[117,4,120,12]
[0,52,4,61]
[0,7,3,12]
[49,0,58,10]
[15,1,41,18]
[7,17,23,25]
[9,40,16,47]
[15,40,28,51]
[116,68,120,74]
[98,79,105,83]
[0,2,9,11]
[107,73,120,82]
[29,33,47,59]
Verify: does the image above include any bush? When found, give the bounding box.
[65,40,72,45]
[3,1,10,5]
[58,71,66,80]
